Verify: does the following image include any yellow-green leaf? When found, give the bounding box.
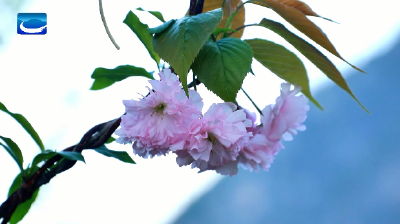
[253,0,335,22]
[257,18,367,112]
[245,38,322,109]
[251,0,363,73]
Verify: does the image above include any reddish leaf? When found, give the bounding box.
[257,19,368,112]
[251,0,364,73]
[254,0,335,22]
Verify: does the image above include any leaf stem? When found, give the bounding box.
[241,87,263,115]
[227,23,258,36]
[99,0,120,50]
[211,34,217,42]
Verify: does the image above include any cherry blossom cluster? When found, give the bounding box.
[115,69,309,176]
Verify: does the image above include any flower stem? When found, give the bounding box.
[193,73,197,91]
[241,87,263,115]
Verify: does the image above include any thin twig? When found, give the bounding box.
[99,0,120,50]
[241,87,263,115]
[227,23,258,36]
[188,79,202,88]
[193,73,197,91]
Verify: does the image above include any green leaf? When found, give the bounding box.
[31,150,56,168]
[57,151,85,163]
[90,65,154,90]
[192,38,253,102]
[148,19,175,34]
[257,18,367,112]
[106,136,115,144]
[0,136,24,171]
[91,145,135,164]
[8,172,40,224]
[152,8,223,96]
[123,10,160,66]
[136,7,166,22]
[245,38,322,109]
[0,101,45,152]
[28,150,57,177]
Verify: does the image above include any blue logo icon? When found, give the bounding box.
[17,13,47,35]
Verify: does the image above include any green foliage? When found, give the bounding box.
[8,172,40,224]
[245,38,322,109]
[136,7,166,22]
[192,38,253,102]
[91,145,135,164]
[257,18,367,112]
[90,65,154,90]
[124,11,160,66]
[31,150,56,169]
[57,151,85,163]
[148,20,175,34]
[27,150,57,176]
[106,136,115,144]
[0,101,44,151]
[0,136,24,171]
[201,0,246,39]
[152,8,223,96]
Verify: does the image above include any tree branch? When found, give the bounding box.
[194,0,205,15]
[189,0,197,15]
[189,0,205,16]
[0,117,121,224]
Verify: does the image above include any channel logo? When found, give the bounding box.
[17,13,47,35]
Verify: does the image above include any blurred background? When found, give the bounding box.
[0,0,399,223]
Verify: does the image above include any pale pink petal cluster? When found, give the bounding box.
[237,83,309,172]
[115,69,309,176]
[115,69,203,158]
[175,102,252,176]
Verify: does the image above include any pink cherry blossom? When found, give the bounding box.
[237,134,280,172]
[115,69,203,158]
[177,102,251,176]
[237,83,309,172]
[260,83,309,143]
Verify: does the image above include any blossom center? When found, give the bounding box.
[152,102,166,116]
[207,132,217,144]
